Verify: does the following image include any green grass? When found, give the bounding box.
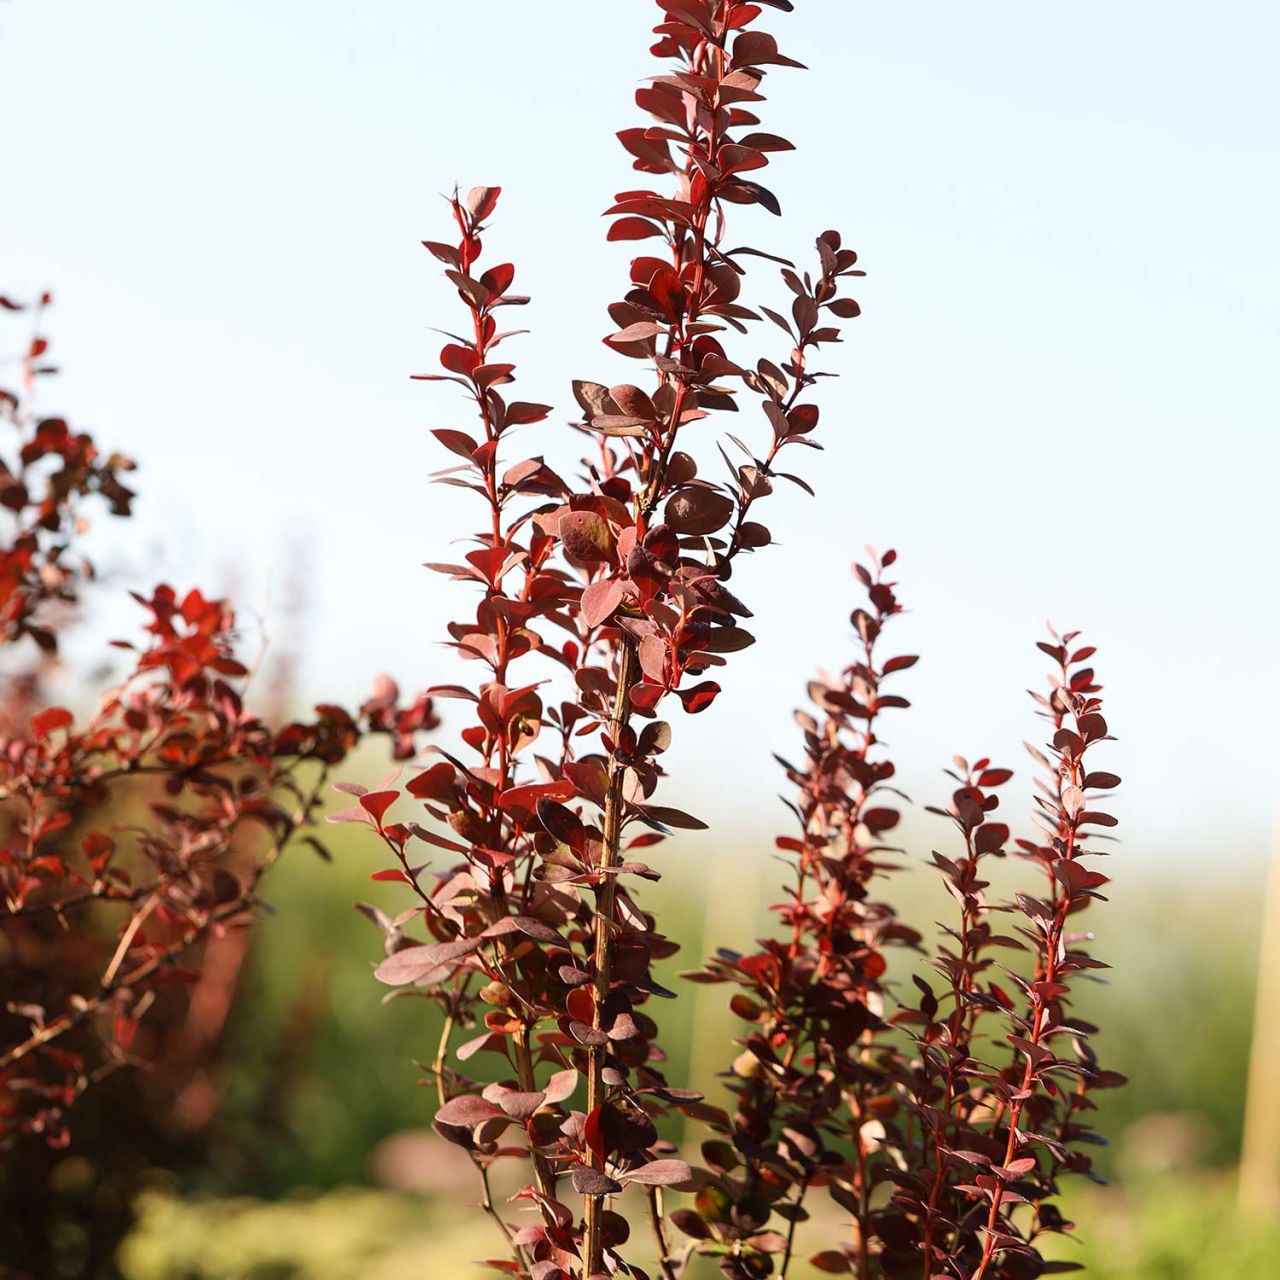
[118,1172,1279,1280]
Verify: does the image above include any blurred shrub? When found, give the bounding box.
[1083,879,1261,1168]
[1047,1174,1280,1279]
[117,1188,467,1280]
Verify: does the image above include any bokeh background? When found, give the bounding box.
[3,1,1278,1276]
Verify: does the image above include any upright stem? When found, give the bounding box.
[646,1186,680,1280]
[433,1009,455,1109]
[582,638,637,1274]
[479,1162,527,1270]
[972,773,1080,1280]
[494,871,557,1209]
[921,825,982,1276]
[581,251,694,1272]
[514,1023,557,1206]
[437,1001,526,1272]
[779,1179,810,1279]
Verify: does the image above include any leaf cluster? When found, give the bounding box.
[0,297,437,1148]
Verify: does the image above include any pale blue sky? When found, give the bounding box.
[3,1,1278,870]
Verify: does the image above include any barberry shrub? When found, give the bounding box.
[688,556,1124,1278]
[0,291,436,1153]
[343,1,863,1276]
[348,3,1123,1278]
[2,0,1124,1276]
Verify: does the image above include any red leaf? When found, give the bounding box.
[978,768,1014,787]
[543,1068,579,1105]
[809,1252,852,1274]
[375,938,483,986]
[882,654,919,674]
[504,401,552,426]
[480,262,515,296]
[630,682,664,710]
[608,216,663,241]
[498,780,576,811]
[582,578,625,628]
[605,320,662,345]
[439,343,479,376]
[359,790,400,824]
[464,185,502,223]
[560,511,615,563]
[406,763,456,802]
[30,707,73,739]
[436,1094,504,1127]
[677,682,720,714]
[665,487,735,536]
[619,1159,692,1187]
[732,31,806,70]
[642,805,707,831]
[537,799,586,853]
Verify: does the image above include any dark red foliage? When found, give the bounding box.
[0,295,436,1149]
[0,291,135,655]
[683,551,922,1278]
[682,559,1123,1279]
[350,1,865,1275]
[347,2,1123,1277]
[6,5,1123,1276]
